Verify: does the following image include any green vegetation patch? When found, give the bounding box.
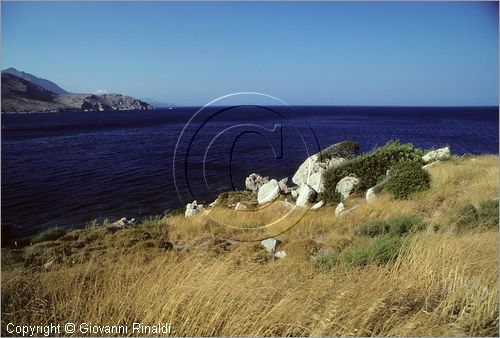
[355,214,427,237]
[31,226,67,244]
[385,160,431,199]
[321,140,424,202]
[343,235,403,267]
[452,199,499,232]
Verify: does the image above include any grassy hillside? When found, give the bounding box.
[1,155,498,336]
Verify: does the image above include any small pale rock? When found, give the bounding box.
[185,200,205,217]
[335,202,345,216]
[336,176,360,199]
[366,188,376,203]
[261,238,279,253]
[278,177,289,193]
[296,184,317,207]
[274,251,287,259]
[235,202,247,210]
[245,173,270,192]
[291,188,299,199]
[257,179,280,204]
[311,200,325,210]
[422,147,451,163]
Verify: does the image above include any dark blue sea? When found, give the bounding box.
[2,106,498,240]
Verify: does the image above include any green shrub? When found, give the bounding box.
[32,226,67,243]
[317,190,342,204]
[343,235,403,267]
[478,199,499,228]
[311,251,340,271]
[387,214,427,235]
[453,204,479,232]
[322,140,424,202]
[319,140,360,161]
[355,220,390,237]
[385,160,431,199]
[355,214,427,238]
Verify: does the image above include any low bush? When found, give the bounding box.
[385,160,431,199]
[355,214,427,237]
[322,140,424,202]
[454,204,478,232]
[387,214,427,236]
[453,200,498,232]
[478,199,499,228]
[31,226,67,243]
[355,220,390,237]
[311,251,340,271]
[343,235,403,267]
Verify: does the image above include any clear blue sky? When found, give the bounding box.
[2,1,498,106]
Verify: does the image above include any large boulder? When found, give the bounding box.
[185,200,204,217]
[336,176,360,199]
[308,172,323,193]
[257,179,280,204]
[422,147,451,163]
[245,173,269,192]
[296,184,317,207]
[292,141,359,187]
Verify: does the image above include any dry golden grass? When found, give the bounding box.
[1,155,498,336]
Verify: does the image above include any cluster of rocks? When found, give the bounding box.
[185,200,205,217]
[183,143,452,221]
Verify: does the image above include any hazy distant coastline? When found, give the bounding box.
[1,68,154,113]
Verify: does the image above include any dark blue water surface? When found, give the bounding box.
[2,106,498,240]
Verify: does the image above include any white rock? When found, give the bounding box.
[366,187,376,203]
[185,200,205,217]
[109,217,135,228]
[422,147,451,163]
[307,172,323,193]
[257,179,280,204]
[245,173,269,192]
[311,200,325,210]
[290,187,299,199]
[261,238,279,253]
[336,176,360,199]
[335,202,345,216]
[274,251,287,259]
[292,155,345,187]
[235,202,247,210]
[278,177,289,193]
[296,184,317,207]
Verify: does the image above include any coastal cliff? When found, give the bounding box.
[1,71,153,113]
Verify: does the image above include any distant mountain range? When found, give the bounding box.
[1,68,155,113]
[3,67,69,95]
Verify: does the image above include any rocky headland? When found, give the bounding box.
[1,69,153,113]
